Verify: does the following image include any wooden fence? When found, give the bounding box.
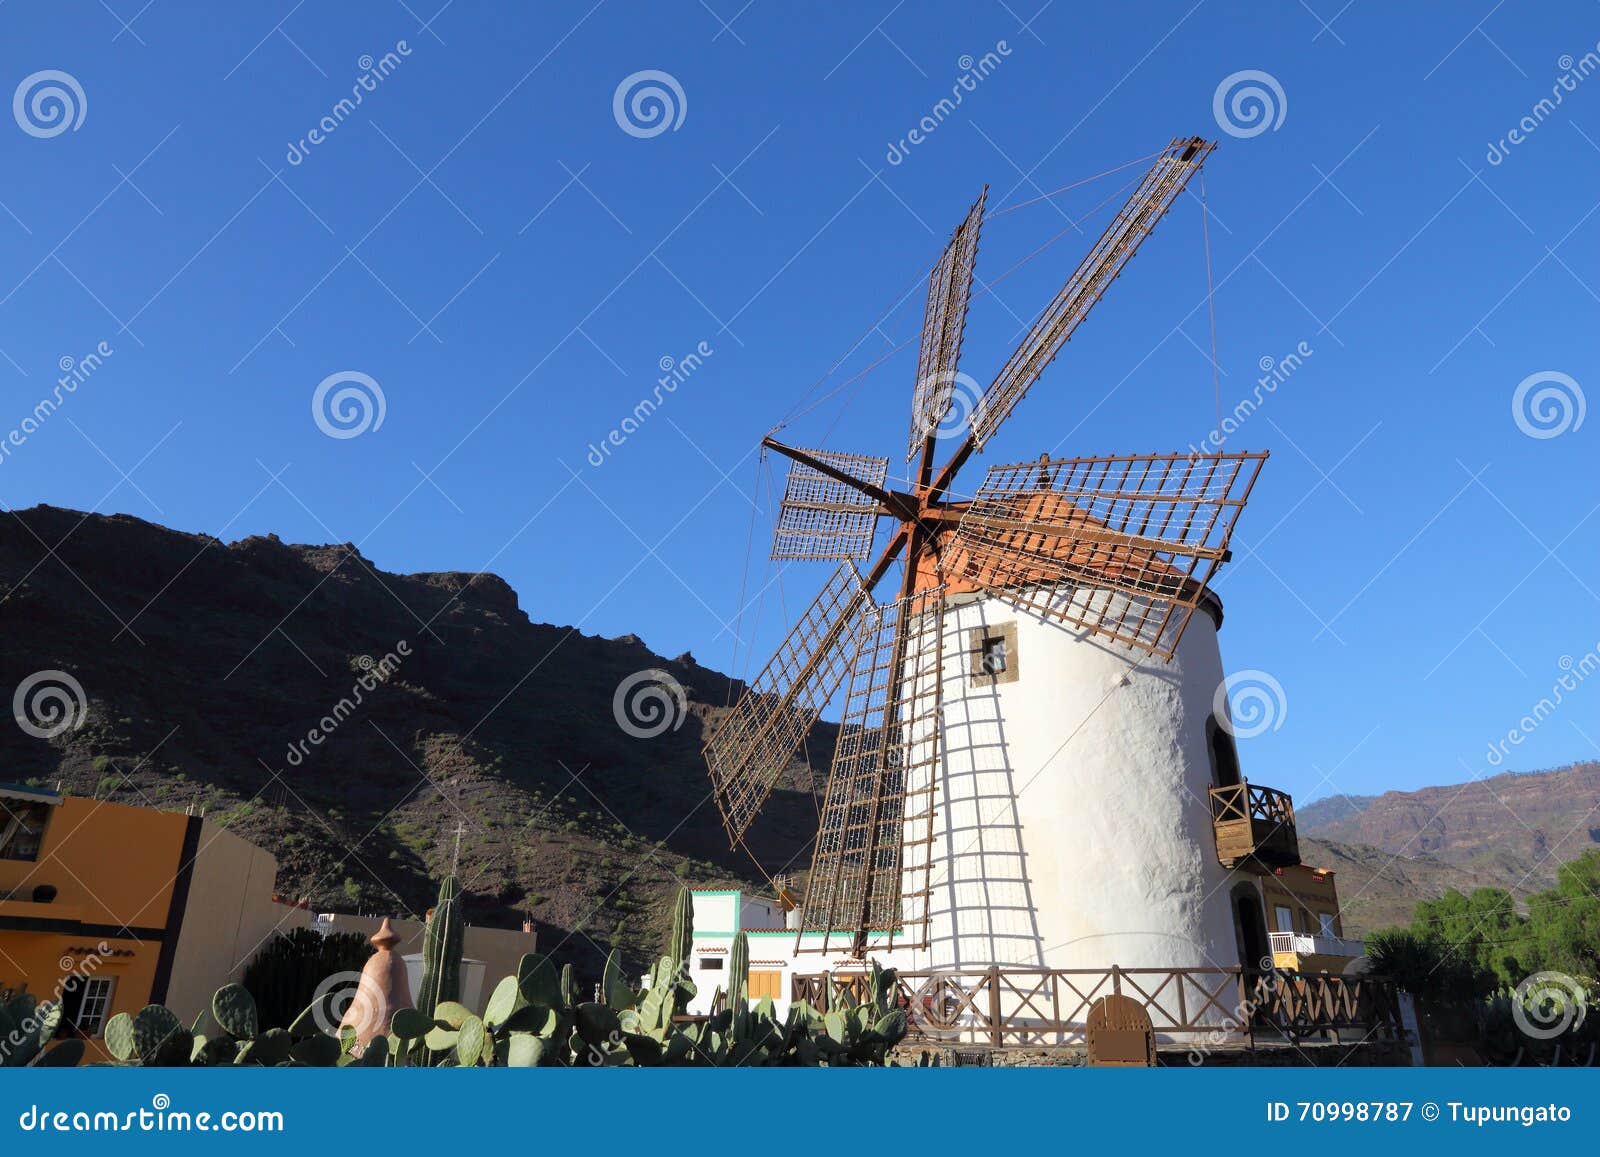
[792,965,1405,1049]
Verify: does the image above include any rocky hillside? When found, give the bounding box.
[6,504,1593,962]
[0,505,832,976]
[1298,763,1600,893]
[1297,838,1546,937]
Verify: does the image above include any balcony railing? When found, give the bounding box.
[1209,781,1300,869]
[1269,932,1364,958]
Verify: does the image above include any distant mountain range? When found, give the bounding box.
[5,505,1594,963]
[1297,762,1600,933]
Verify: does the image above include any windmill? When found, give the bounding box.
[704,137,1272,967]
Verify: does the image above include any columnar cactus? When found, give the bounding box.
[668,885,693,964]
[416,874,463,1017]
[728,931,750,1041]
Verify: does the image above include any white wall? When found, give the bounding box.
[904,587,1244,975]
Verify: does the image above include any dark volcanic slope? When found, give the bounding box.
[0,505,829,975]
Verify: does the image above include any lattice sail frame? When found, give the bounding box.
[798,587,945,953]
[907,189,985,460]
[971,138,1213,448]
[953,452,1266,660]
[705,562,872,842]
[771,450,890,561]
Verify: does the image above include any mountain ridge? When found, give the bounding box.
[5,505,1594,959]
[0,504,831,975]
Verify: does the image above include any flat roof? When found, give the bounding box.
[0,782,62,806]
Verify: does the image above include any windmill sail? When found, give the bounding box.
[771,449,889,561]
[705,562,872,843]
[970,137,1213,449]
[907,189,986,461]
[951,451,1266,659]
[798,586,944,953]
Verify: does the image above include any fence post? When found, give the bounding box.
[988,965,1002,1049]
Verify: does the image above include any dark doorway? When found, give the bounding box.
[1232,885,1270,972]
[1208,719,1242,787]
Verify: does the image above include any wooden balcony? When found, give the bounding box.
[1209,781,1300,869]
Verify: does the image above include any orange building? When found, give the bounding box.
[0,783,276,1061]
[2,783,542,1061]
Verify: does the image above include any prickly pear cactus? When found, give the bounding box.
[211,983,258,1040]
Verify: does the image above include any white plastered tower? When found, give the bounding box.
[899,585,1243,976]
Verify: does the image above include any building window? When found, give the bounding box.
[967,622,1018,687]
[1274,905,1294,934]
[1319,913,1336,938]
[60,976,115,1038]
[699,957,724,971]
[748,969,784,1001]
[0,799,53,862]
[981,636,1008,674]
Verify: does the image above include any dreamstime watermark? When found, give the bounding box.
[1213,669,1287,739]
[1486,44,1600,165]
[1212,69,1287,139]
[0,341,113,468]
[613,70,686,138]
[612,669,687,739]
[586,340,713,466]
[1512,370,1584,439]
[1187,959,1280,1065]
[312,370,387,439]
[1484,643,1599,768]
[1188,341,1313,454]
[12,670,88,739]
[1512,971,1589,1040]
[911,370,981,441]
[285,41,412,165]
[309,969,380,1040]
[904,970,977,1042]
[13,69,86,138]
[284,643,410,766]
[17,1095,284,1133]
[885,42,1012,165]
[0,943,108,1064]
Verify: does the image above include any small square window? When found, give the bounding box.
[699,957,724,971]
[968,623,1018,686]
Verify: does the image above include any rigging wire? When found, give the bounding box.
[778,176,1141,433]
[723,448,766,707]
[773,147,1160,436]
[983,147,1164,218]
[1200,170,1222,432]
[975,174,1141,296]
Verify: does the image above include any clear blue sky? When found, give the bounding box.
[2,1,1596,807]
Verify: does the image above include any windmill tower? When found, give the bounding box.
[704,137,1292,985]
